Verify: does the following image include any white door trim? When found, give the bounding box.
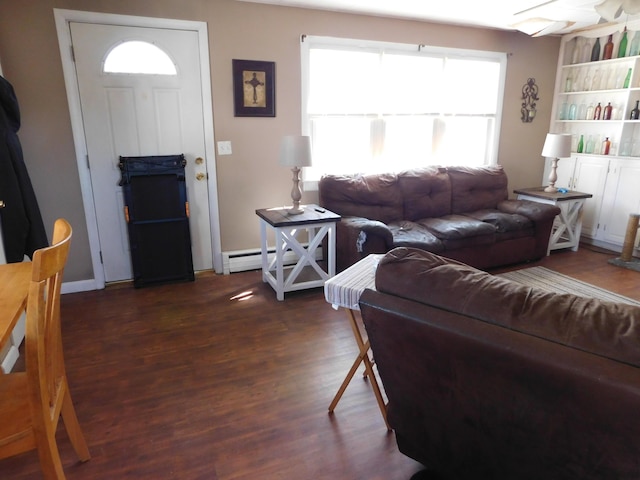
[54,8,223,290]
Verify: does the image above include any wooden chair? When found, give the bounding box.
[0,218,90,479]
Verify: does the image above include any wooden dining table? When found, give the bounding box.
[0,262,31,352]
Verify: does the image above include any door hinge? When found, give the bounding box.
[70,45,75,63]
[99,251,103,264]
[86,154,90,169]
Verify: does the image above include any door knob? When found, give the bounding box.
[196,172,207,181]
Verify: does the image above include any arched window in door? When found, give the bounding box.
[103,41,177,75]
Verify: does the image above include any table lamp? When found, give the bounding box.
[280,135,312,215]
[542,133,572,193]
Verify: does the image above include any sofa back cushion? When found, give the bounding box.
[318,173,403,223]
[448,165,508,214]
[374,247,640,368]
[397,167,451,221]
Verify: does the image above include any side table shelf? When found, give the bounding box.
[514,187,593,253]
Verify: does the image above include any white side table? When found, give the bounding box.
[514,187,593,254]
[256,204,340,301]
[324,254,390,430]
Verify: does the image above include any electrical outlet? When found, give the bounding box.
[217,141,233,155]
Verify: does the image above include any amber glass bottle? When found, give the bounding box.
[603,34,614,60]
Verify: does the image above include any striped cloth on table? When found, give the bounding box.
[324,254,383,310]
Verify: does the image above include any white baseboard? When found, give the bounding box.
[62,278,101,294]
[222,246,321,274]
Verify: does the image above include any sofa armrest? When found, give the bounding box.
[497,199,560,222]
[335,217,393,271]
[498,199,561,259]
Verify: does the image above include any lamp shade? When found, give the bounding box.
[541,133,572,158]
[280,135,312,168]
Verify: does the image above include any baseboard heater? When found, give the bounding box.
[222,245,322,274]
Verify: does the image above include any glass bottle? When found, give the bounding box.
[577,134,584,153]
[615,68,625,89]
[618,27,628,57]
[606,68,617,89]
[569,103,578,120]
[591,68,601,90]
[559,101,568,120]
[565,72,573,92]
[630,100,640,120]
[603,102,613,120]
[582,38,592,63]
[578,102,587,120]
[586,103,595,119]
[594,102,602,120]
[624,68,632,88]
[602,137,611,155]
[611,103,620,120]
[630,31,640,56]
[591,37,601,61]
[586,135,596,153]
[603,34,614,60]
[572,38,582,64]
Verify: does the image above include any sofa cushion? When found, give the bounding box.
[375,247,640,368]
[447,165,508,214]
[319,173,402,223]
[417,215,495,250]
[463,209,533,232]
[397,167,451,221]
[388,221,445,252]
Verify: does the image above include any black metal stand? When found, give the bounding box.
[119,155,195,288]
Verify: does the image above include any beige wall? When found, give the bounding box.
[0,0,560,283]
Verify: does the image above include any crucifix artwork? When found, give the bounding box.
[243,71,266,107]
[232,59,276,117]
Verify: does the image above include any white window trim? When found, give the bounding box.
[300,35,507,190]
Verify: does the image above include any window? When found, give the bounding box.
[301,36,507,185]
[103,40,177,75]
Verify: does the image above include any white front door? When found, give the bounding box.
[70,22,213,282]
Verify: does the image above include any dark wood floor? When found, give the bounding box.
[2,245,639,479]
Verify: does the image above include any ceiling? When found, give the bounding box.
[236,0,640,36]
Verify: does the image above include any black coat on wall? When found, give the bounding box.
[0,75,48,262]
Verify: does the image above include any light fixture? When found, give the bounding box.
[595,0,640,22]
[279,135,312,215]
[542,133,572,193]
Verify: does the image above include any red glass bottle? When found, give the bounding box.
[594,102,602,120]
[603,34,614,60]
[603,102,613,120]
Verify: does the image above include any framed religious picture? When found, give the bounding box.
[232,59,276,117]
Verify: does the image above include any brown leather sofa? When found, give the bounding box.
[359,247,640,480]
[318,165,560,272]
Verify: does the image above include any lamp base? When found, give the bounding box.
[544,185,558,193]
[286,206,305,215]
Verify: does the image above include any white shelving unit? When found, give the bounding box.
[547,20,640,253]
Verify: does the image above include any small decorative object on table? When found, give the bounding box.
[541,133,572,193]
[279,135,312,215]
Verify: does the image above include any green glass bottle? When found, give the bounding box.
[577,134,584,153]
[618,27,628,57]
[624,68,632,88]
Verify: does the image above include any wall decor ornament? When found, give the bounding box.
[521,77,539,123]
[232,59,276,117]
